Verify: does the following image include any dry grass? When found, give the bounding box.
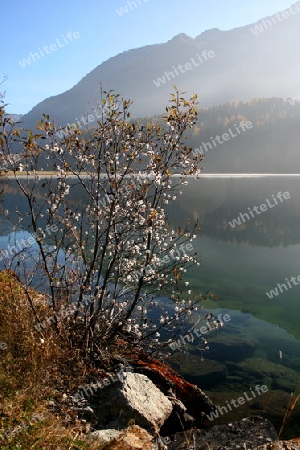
[0,270,105,449]
[278,392,300,441]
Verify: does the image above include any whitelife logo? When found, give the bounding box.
[250,2,300,35]
[0,414,45,442]
[0,154,21,172]
[18,32,80,68]
[74,367,134,401]
[131,242,194,282]
[288,90,300,106]
[0,224,58,262]
[228,191,291,229]
[193,121,253,157]
[170,313,231,351]
[116,0,149,16]
[153,50,215,87]
[266,274,300,299]
[55,100,122,139]
[206,385,268,421]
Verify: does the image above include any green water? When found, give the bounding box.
[166,177,300,438]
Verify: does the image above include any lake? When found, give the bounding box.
[1,175,300,438]
[167,176,300,438]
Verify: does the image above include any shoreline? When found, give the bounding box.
[3,172,300,180]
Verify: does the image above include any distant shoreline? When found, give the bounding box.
[193,173,300,178]
[3,172,300,180]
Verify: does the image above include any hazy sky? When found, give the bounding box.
[1,0,296,114]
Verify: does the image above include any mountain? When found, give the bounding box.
[20,3,300,131]
[7,114,22,123]
[187,98,300,173]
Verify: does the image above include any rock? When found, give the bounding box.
[74,338,214,433]
[90,372,173,432]
[161,394,195,436]
[169,353,227,388]
[165,416,277,449]
[257,438,300,450]
[205,336,255,362]
[101,425,156,450]
[76,406,95,423]
[87,429,122,443]
[122,347,214,426]
[228,358,300,392]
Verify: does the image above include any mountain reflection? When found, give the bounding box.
[1,177,300,249]
[168,177,300,248]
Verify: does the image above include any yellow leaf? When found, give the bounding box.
[173,267,181,280]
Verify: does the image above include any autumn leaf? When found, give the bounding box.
[173,267,181,280]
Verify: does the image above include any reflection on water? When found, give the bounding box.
[169,177,300,437]
[164,177,300,339]
[1,176,300,437]
[174,176,300,247]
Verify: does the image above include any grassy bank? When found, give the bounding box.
[0,270,111,449]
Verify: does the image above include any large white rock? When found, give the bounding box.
[91,371,173,432]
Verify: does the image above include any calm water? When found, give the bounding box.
[167,176,300,437]
[1,176,300,437]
